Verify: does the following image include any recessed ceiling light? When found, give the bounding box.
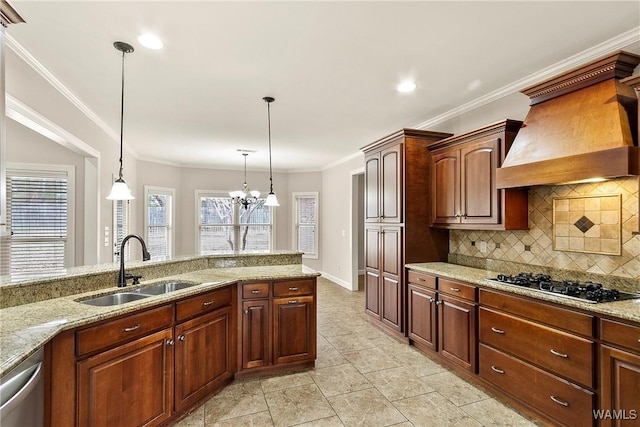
[397,81,417,93]
[138,33,163,50]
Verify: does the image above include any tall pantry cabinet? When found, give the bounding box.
[361,129,451,339]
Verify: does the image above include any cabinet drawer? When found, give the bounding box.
[407,271,436,289]
[601,319,640,353]
[176,286,233,322]
[242,282,270,299]
[76,304,173,357]
[438,278,476,301]
[479,307,594,388]
[479,344,594,427]
[273,279,314,297]
[480,289,594,336]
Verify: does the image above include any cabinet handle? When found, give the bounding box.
[550,395,569,407]
[449,287,461,292]
[251,290,261,294]
[244,309,249,314]
[454,213,461,218]
[491,327,505,334]
[462,213,467,218]
[435,301,443,306]
[491,366,505,374]
[427,297,435,303]
[288,300,298,304]
[289,287,299,291]
[166,339,175,346]
[123,324,141,332]
[202,300,214,306]
[178,334,185,341]
[550,349,568,358]
[417,278,425,282]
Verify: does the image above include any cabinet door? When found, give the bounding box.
[461,138,499,224]
[438,294,477,372]
[380,145,402,223]
[175,307,233,412]
[600,345,640,427]
[381,226,402,331]
[365,154,380,222]
[273,295,316,364]
[408,284,437,351]
[431,148,460,225]
[365,226,380,318]
[242,300,269,369]
[77,328,174,427]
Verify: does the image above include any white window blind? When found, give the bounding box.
[1,169,71,278]
[113,200,130,262]
[197,192,272,254]
[145,187,174,260]
[294,193,318,258]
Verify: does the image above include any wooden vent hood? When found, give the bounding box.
[496,51,640,189]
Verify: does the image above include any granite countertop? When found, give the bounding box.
[0,264,318,376]
[406,262,640,324]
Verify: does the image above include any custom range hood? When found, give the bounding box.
[496,51,640,189]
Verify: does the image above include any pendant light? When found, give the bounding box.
[263,96,279,207]
[107,41,135,200]
[229,152,261,209]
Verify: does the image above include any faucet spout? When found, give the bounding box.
[118,234,151,287]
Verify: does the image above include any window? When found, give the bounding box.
[293,192,318,259]
[1,164,74,279]
[145,186,175,260]
[197,191,273,253]
[112,199,130,263]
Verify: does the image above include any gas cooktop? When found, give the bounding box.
[488,273,640,304]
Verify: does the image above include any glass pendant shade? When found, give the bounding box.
[107,178,134,200]
[265,192,279,207]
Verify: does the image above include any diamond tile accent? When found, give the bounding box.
[574,216,595,233]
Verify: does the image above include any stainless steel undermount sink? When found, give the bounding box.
[78,292,150,306]
[134,281,199,295]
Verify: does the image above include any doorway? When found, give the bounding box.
[350,169,364,291]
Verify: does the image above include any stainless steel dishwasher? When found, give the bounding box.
[0,347,44,427]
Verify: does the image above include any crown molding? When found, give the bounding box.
[1,1,24,27]
[321,150,363,171]
[5,34,137,157]
[414,27,640,130]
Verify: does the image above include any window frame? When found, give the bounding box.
[144,185,175,260]
[195,189,275,254]
[292,191,319,259]
[112,198,131,263]
[3,162,75,273]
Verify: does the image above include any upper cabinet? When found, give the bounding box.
[365,144,403,223]
[428,120,528,230]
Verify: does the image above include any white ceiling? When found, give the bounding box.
[6,1,640,172]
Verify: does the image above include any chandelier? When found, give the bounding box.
[229,152,260,209]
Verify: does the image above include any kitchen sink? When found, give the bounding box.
[78,292,150,306]
[135,281,199,295]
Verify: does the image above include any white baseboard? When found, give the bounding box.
[318,271,356,291]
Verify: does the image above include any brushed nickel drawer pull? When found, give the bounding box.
[289,287,299,291]
[123,324,140,332]
[491,327,505,334]
[166,339,175,346]
[288,300,298,304]
[251,290,261,294]
[427,297,435,303]
[418,278,425,282]
[491,366,504,374]
[550,395,569,407]
[178,334,185,341]
[450,287,461,292]
[202,300,214,306]
[550,349,568,358]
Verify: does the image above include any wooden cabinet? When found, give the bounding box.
[428,120,528,230]
[406,270,477,372]
[238,278,317,375]
[362,129,451,338]
[478,288,596,426]
[600,319,640,426]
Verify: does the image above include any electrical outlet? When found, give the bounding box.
[479,241,488,253]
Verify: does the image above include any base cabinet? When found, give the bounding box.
[438,293,476,372]
[273,295,316,364]
[241,299,270,369]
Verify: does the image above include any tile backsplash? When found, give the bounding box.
[450,177,640,280]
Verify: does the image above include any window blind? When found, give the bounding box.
[295,194,317,256]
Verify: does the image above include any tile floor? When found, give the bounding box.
[174,277,539,427]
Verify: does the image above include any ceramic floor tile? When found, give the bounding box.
[393,393,482,427]
[342,346,401,374]
[421,371,489,406]
[260,371,314,393]
[461,398,538,426]
[204,380,268,422]
[294,415,346,426]
[207,410,274,426]
[315,346,349,369]
[390,347,449,378]
[309,363,373,397]
[327,388,408,426]
[174,405,204,427]
[264,383,336,427]
[325,333,377,353]
[364,366,435,401]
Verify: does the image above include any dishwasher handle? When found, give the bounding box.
[0,361,43,418]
